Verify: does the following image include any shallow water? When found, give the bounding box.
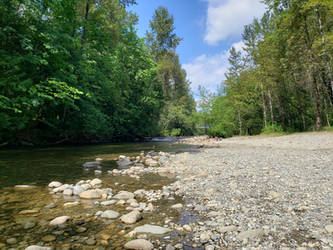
[0,141,199,249]
[0,141,194,188]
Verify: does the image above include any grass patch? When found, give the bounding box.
[322,126,333,132]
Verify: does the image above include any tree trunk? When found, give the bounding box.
[268,90,274,131]
[81,1,90,45]
[301,113,306,131]
[238,108,242,136]
[315,6,333,98]
[260,83,268,128]
[324,98,331,127]
[304,15,322,130]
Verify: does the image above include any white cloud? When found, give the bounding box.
[183,41,244,93]
[204,0,266,45]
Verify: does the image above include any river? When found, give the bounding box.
[0,140,200,249]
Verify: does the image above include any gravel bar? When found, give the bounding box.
[167,132,333,249]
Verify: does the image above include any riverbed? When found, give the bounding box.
[0,141,200,249]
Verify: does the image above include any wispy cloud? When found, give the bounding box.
[184,41,245,93]
[204,0,266,45]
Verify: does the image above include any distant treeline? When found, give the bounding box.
[203,0,333,137]
[0,0,195,145]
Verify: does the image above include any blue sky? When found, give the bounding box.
[129,0,267,94]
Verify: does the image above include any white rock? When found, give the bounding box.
[101,210,120,219]
[236,229,264,240]
[114,191,135,200]
[124,239,153,250]
[25,246,52,250]
[134,189,146,198]
[63,189,73,196]
[63,201,79,207]
[120,211,141,224]
[73,185,86,195]
[325,225,333,233]
[79,189,102,199]
[48,181,62,188]
[171,203,183,209]
[101,200,117,206]
[90,178,102,187]
[131,224,172,235]
[49,216,70,226]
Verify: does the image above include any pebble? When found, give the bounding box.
[6,238,17,244]
[101,210,120,219]
[41,235,56,242]
[124,239,154,250]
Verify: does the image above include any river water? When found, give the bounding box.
[0,141,193,188]
[0,141,200,249]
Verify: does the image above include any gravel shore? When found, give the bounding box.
[166,132,333,249]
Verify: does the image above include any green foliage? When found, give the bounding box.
[261,124,284,134]
[0,0,163,144]
[202,0,333,138]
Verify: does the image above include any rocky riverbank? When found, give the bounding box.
[1,132,333,249]
[164,132,333,249]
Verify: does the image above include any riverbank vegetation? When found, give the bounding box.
[203,0,333,138]
[0,0,195,145]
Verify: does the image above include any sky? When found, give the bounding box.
[129,0,267,95]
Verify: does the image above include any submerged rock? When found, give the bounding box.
[120,211,141,224]
[131,224,172,235]
[49,216,70,226]
[114,191,135,200]
[25,246,52,250]
[73,185,86,195]
[117,157,132,168]
[124,239,153,250]
[83,161,101,168]
[14,185,36,190]
[100,210,120,219]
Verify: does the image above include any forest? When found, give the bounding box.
[1,0,332,145]
[203,0,333,137]
[0,0,195,145]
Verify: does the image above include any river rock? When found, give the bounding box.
[120,211,141,224]
[145,158,158,167]
[24,222,36,229]
[101,210,120,219]
[83,161,100,168]
[114,191,135,200]
[42,235,56,242]
[236,229,264,240]
[14,185,36,190]
[325,225,333,233]
[171,203,183,209]
[7,238,17,244]
[53,184,71,193]
[117,157,132,168]
[49,216,70,226]
[63,189,73,196]
[124,239,154,250]
[25,246,52,250]
[48,181,62,188]
[63,201,79,207]
[101,200,117,206]
[131,224,172,235]
[79,189,102,199]
[219,225,237,233]
[19,208,40,215]
[90,178,102,187]
[134,189,146,198]
[73,185,86,195]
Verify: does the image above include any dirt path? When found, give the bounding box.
[166,132,333,249]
